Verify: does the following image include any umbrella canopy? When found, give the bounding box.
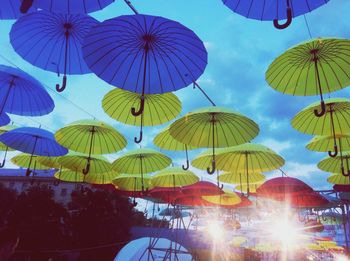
[154,126,197,170]
[169,107,259,174]
[21,0,114,14]
[235,183,261,194]
[148,187,184,204]
[192,143,284,192]
[333,184,350,192]
[0,125,17,168]
[36,156,62,169]
[327,174,350,185]
[102,88,181,143]
[151,167,199,188]
[292,98,350,157]
[55,169,118,184]
[58,153,112,174]
[55,120,126,174]
[219,172,265,185]
[318,153,350,176]
[112,174,152,192]
[83,14,207,116]
[174,196,214,207]
[181,181,224,196]
[0,65,54,116]
[202,190,241,206]
[54,169,85,182]
[0,114,10,127]
[0,0,35,20]
[223,0,329,29]
[266,38,350,116]
[307,134,350,154]
[10,11,99,92]
[11,153,50,170]
[0,127,68,176]
[287,192,329,208]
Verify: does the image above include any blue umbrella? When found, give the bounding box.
[0,127,68,175]
[222,0,329,29]
[0,65,54,116]
[0,0,35,20]
[0,113,10,127]
[20,0,115,14]
[83,14,207,116]
[10,11,99,92]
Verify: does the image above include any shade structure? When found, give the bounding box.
[181,181,224,196]
[36,156,62,169]
[307,134,350,153]
[55,119,126,174]
[148,187,183,204]
[318,153,350,176]
[154,127,197,170]
[151,167,199,188]
[102,88,181,143]
[0,0,35,20]
[202,190,241,206]
[327,174,350,185]
[169,107,259,174]
[24,0,114,14]
[192,144,284,192]
[293,98,350,157]
[0,65,54,116]
[223,0,329,29]
[10,11,98,92]
[257,177,313,199]
[266,38,350,116]
[11,153,50,170]
[0,125,17,168]
[58,153,112,174]
[219,172,265,185]
[112,174,152,192]
[112,149,171,191]
[287,192,329,208]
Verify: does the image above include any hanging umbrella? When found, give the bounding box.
[0,127,68,176]
[219,172,265,185]
[181,181,224,196]
[58,153,113,174]
[20,0,114,14]
[327,174,350,185]
[11,153,50,170]
[202,190,241,207]
[169,107,259,174]
[10,11,98,92]
[37,155,62,169]
[192,143,284,193]
[235,183,261,194]
[55,120,126,174]
[112,149,171,191]
[288,191,329,208]
[83,14,207,116]
[223,0,329,29]
[0,65,54,116]
[154,127,197,170]
[266,38,350,116]
[0,125,17,167]
[148,187,184,205]
[307,134,350,155]
[54,168,118,184]
[0,114,10,127]
[0,0,35,20]
[292,98,350,157]
[151,167,199,188]
[318,153,350,177]
[54,169,85,182]
[102,88,181,143]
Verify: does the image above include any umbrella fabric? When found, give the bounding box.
[174,196,214,207]
[112,174,152,192]
[10,11,98,92]
[54,169,117,184]
[55,119,126,172]
[318,153,350,175]
[0,125,17,167]
[0,65,54,116]
[307,134,350,152]
[235,183,261,194]
[0,0,35,20]
[192,143,284,173]
[287,192,329,208]
[54,169,85,182]
[58,153,112,174]
[11,153,50,170]
[181,181,224,196]
[327,174,350,185]
[266,38,350,111]
[219,172,265,184]
[333,184,350,192]
[37,156,62,169]
[28,0,114,14]
[148,187,183,204]
[83,14,207,94]
[85,171,119,184]
[0,114,10,127]
[151,167,199,188]
[0,127,68,156]
[202,191,241,206]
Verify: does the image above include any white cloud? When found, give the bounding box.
[261,138,292,154]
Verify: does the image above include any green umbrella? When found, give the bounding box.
[11,153,50,170]
[151,167,199,188]
[37,156,62,169]
[192,143,284,194]
[55,119,126,174]
[318,153,350,176]
[307,134,350,153]
[169,107,259,174]
[0,125,17,167]
[235,183,262,194]
[266,38,350,117]
[102,88,181,144]
[54,169,118,184]
[153,126,197,170]
[219,172,265,185]
[292,98,350,157]
[112,148,171,191]
[327,174,350,185]
[54,169,85,183]
[112,174,153,192]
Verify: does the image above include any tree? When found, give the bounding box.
[0,184,17,227]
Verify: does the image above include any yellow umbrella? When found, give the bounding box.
[0,125,17,167]
[54,169,118,184]
[112,174,153,192]
[235,183,262,194]
[327,174,350,185]
[151,167,199,188]
[11,153,50,170]
[202,190,241,206]
[318,152,350,177]
[37,156,62,169]
[219,172,265,185]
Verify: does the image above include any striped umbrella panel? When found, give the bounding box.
[54,170,85,182]
[151,167,199,187]
[318,154,350,174]
[102,88,181,126]
[219,172,265,184]
[83,14,207,94]
[112,174,152,191]
[58,154,112,174]
[307,134,350,152]
[327,174,350,185]
[11,153,50,170]
[266,38,350,96]
[154,127,196,151]
[0,0,35,20]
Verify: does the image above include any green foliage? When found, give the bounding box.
[0,183,17,227]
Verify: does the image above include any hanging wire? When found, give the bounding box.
[303,14,313,39]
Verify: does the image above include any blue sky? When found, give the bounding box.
[0,0,349,190]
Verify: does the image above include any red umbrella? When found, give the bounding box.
[174,195,215,207]
[287,192,329,208]
[181,181,224,196]
[333,184,350,192]
[148,187,183,204]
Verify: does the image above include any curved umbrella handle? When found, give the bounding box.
[314,100,326,117]
[273,7,292,29]
[182,160,189,170]
[328,145,338,158]
[56,75,67,92]
[25,168,32,177]
[131,96,145,116]
[0,158,6,168]
[206,160,216,175]
[20,0,33,13]
[220,184,224,190]
[132,198,138,207]
[134,130,143,144]
[341,166,350,177]
[82,162,90,175]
